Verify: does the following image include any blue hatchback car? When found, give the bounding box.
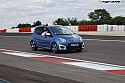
[30,25,84,53]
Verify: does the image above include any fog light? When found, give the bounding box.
[60,46,65,48]
[59,45,66,49]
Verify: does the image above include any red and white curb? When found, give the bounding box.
[0,49,125,75]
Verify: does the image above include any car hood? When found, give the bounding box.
[56,34,81,43]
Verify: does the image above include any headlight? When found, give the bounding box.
[80,37,83,42]
[59,38,66,42]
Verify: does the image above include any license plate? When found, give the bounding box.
[70,43,79,46]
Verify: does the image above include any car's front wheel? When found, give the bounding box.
[51,43,58,53]
[30,41,37,51]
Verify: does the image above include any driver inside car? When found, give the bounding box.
[42,28,50,38]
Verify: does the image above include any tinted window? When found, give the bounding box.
[50,26,74,35]
[35,28,42,35]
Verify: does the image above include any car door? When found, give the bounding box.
[34,27,43,47]
[40,28,52,49]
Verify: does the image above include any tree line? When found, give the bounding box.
[11,9,125,29]
[11,21,41,29]
[54,9,125,25]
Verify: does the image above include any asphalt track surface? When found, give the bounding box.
[0,33,125,83]
[0,63,83,83]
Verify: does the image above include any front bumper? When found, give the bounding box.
[58,42,84,51]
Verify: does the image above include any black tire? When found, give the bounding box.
[51,43,58,53]
[30,41,37,51]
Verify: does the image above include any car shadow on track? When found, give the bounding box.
[37,48,86,54]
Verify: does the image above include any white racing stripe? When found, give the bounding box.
[0,49,125,71]
[63,62,125,70]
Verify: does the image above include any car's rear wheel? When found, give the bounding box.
[51,43,58,53]
[30,41,37,51]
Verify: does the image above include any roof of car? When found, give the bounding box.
[35,25,62,28]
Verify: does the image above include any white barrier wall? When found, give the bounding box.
[66,26,78,32]
[6,28,19,33]
[1,25,125,33]
[30,26,78,33]
[31,28,35,33]
[98,25,125,32]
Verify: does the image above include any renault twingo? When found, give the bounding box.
[30,25,84,53]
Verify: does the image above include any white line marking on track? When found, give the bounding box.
[63,62,125,70]
[1,35,124,42]
[1,49,125,75]
[0,49,125,72]
[83,39,125,42]
[0,35,30,38]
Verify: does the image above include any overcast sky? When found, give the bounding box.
[0,0,125,29]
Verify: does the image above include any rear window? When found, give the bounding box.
[35,28,42,35]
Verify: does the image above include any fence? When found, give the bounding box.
[78,25,97,31]
[19,28,31,32]
[0,25,125,33]
[97,25,125,32]
[0,29,6,33]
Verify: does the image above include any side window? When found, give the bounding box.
[41,28,52,37]
[42,28,48,33]
[35,28,42,35]
[42,28,51,34]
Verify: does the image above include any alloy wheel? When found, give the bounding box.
[51,43,58,53]
[30,41,37,51]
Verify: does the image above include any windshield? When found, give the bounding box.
[50,26,74,35]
